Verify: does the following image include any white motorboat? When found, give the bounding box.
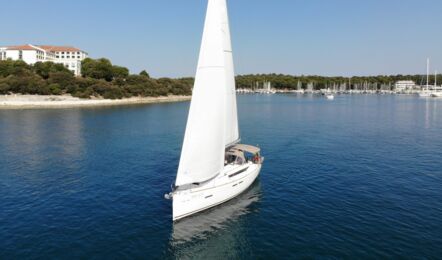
[326,94,334,100]
[165,0,263,221]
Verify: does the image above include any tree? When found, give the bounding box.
[81,58,114,81]
[48,83,62,95]
[102,86,124,99]
[112,65,129,79]
[0,82,10,94]
[139,70,150,78]
[4,74,48,94]
[0,59,31,77]
[81,58,130,81]
[33,62,71,79]
[48,71,76,91]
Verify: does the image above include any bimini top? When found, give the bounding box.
[231,144,260,154]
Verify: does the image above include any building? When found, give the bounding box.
[0,44,88,76]
[0,44,55,64]
[394,80,416,91]
[39,45,88,76]
[0,47,7,60]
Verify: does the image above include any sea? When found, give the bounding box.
[1,94,441,259]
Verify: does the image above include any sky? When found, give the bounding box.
[1,0,441,78]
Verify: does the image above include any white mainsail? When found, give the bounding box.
[220,0,240,147]
[176,0,227,186]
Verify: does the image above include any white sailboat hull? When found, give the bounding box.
[173,162,262,221]
[419,92,432,97]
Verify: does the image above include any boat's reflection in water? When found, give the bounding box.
[168,181,262,258]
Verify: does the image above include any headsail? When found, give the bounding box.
[220,0,240,147]
[176,0,227,186]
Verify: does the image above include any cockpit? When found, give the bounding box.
[225,144,262,166]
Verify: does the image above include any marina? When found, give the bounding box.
[237,88,442,97]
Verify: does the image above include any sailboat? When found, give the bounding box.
[431,70,442,97]
[165,0,264,221]
[419,58,433,97]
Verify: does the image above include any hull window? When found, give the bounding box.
[229,167,249,178]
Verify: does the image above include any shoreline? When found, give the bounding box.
[0,94,191,110]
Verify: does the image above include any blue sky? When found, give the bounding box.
[1,0,441,77]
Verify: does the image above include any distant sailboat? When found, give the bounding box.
[324,88,334,100]
[431,70,442,97]
[165,0,263,221]
[419,58,432,97]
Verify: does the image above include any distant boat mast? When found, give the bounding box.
[426,58,430,90]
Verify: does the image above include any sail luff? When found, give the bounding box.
[175,0,226,186]
[220,0,240,147]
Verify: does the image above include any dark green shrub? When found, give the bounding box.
[48,83,62,95]
[0,82,10,94]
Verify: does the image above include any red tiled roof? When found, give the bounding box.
[38,45,82,52]
[6,44,39,51]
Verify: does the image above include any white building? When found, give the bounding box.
[394,80,416,91]
[0,44,88,76]
[0,47,7,60]
[39,45,88,76]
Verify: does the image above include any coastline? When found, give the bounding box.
[0,94,191,109]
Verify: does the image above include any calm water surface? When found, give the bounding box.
[1,95,441,258]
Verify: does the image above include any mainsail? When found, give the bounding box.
[176,0,228,186]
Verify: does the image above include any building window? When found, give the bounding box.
[19,51,23,60]
[77,56,81,59]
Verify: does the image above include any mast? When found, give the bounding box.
[426,58,430,90]
[435,70,437,88]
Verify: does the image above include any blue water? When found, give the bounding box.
[1,95,441,258]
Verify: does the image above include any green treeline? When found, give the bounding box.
[1,58,439,98]
[0,58,193,99]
